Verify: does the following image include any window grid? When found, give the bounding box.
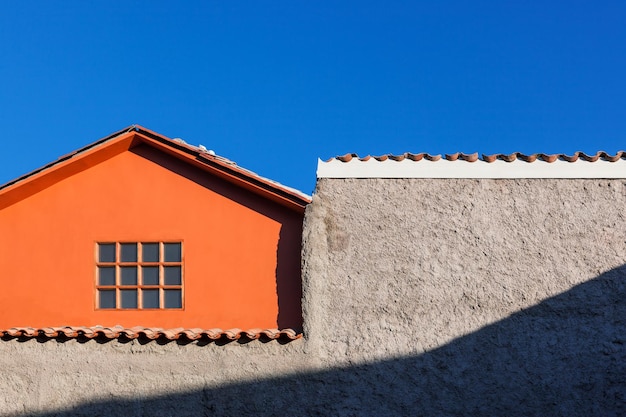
[96,242,183,310]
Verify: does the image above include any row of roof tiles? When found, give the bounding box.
[1,326,301,342]
[331,151,626,163]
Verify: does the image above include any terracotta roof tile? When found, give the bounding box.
[1,326,301,342]
[328,151,626,164]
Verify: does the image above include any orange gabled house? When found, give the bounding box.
[0,126,310,338]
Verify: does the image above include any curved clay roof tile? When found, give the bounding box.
[514,153,535,162]
[406,153,424,161]
[559,153,579,162]
[536,154,558,163]
[423,154,442,161]
[388,154,406,161]
[578,152,599,162]
[461,153,479,162]
[599,151,624,162]
[334,153,357,162]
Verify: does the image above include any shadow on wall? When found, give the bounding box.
[30,265,626,416]
[131,145,304,330]
[275,223,303,330]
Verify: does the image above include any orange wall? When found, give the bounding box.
[0,144,304,330]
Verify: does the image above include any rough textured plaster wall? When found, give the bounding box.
[0,338,315,416]
[303,179,626,357]
[301,178,626,414]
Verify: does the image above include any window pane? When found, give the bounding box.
[120,243,137,262]
[99,290,116,309]
[164,243,181,262]
[142,289,159,308]
[164,289,182,308]
[120,266,137,285]
[98,243,116,262]
[142,266,159,285]
[120,289,138,308]
[98,266,116,286]
[142,243,159,262]
[164,266,181,285]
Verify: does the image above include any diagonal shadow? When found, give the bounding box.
[24,264,626,416]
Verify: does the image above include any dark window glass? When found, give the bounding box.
[142,266,159,285]
[164,243,181,262]
[120,243,137,262]
[120,289,138,308]
[142,289,160,308]
[99,244,116,263]
[120,266,137,285]
[142,243,159,262]
[99,290,116,309]
[98,267,116,286]
[164,266,181,285]
[164,289,182,308]
[97,241,182,310]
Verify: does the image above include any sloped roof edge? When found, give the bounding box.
[0,125,311,212]
[0,125,135,191]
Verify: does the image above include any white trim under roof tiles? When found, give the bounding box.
[317,158,626,179]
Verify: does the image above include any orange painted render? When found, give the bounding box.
[0,129,307,330]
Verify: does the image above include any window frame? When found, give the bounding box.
[95,241,184,310]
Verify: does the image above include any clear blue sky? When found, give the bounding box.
[1,2,625,194]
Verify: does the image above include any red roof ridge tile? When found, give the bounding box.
[1,326,302,342]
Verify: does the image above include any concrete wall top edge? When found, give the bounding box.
[317,158,626,179]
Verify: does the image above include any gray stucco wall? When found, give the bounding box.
[3,178,626,416]
[301,178,626,415]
